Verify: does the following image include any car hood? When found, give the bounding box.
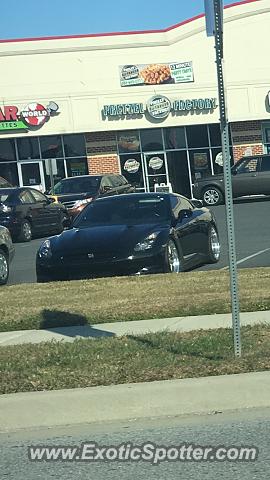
[50,223,170,256]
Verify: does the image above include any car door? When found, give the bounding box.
[171,195,202,259]
[17,189,40,233]
[255,155,270,194]
[29,188,59,233]
[232,157,261,196]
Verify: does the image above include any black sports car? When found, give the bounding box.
[36,193,220,282]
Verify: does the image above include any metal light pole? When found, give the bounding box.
[205,0,241,357]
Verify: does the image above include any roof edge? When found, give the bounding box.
[0,0,261,44]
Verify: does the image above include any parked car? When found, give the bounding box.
[0,187,69,242]
[36,192,220,282]
[0,225,15,285]
[48,174,135,218]
[193,154,270,206]
[0,176,12,188]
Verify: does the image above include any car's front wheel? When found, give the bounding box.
[18,219,32,242]
[164,239,182,273]
[0,249,9,285]
[202,187,224,206]
[206,225,221,263]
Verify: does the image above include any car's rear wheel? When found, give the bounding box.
[202,187,224,206]
[206,225,221,263]
[164,239,182,273]
[18,220,32,242]
[0,249,9,285]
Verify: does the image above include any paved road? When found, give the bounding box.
[7,197,270,284]
[1,408,270,479]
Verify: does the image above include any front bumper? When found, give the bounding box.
[36,249,166,281]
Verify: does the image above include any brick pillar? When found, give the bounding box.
[230,121,263,162]
[85,131,120,174]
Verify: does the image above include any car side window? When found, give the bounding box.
[236,158,259,174]
[19,190,35,204]
[108,176,121,188]
[260,157,270,172]
[100,177,113,190]
[119,175,129,185]
[170,194,193,219]
[30,189,47,202]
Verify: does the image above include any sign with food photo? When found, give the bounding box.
[119,61,193,87]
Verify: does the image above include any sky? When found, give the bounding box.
[1,0,238,40]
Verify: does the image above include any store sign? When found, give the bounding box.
[102,96,217,120]
[119,61,194,87]
[124,158,140,173]
[0,101,59,131]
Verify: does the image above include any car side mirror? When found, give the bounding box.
[191,198,203,208]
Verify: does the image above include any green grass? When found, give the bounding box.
[1,268,270,332]
[0,325,269,394]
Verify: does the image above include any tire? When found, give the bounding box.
[206,224,221,263]
[164,239,183,273]
[18,219,32,242]
[0,249,9,285]
[202,187,224,206]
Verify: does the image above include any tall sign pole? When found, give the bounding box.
[204,0,241,357]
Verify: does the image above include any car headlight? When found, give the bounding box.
[73,198,92,209]
[0,204,12,213]
[134,232,159,252]
[38,239,52,259]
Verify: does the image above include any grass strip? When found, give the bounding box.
[1,268,270,332]
[0,325,270,394]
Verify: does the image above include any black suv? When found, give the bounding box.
[50,174,135,218]
[193,154,270,206]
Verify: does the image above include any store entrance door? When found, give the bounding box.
[143,152,170,192]
[18,160,46,192]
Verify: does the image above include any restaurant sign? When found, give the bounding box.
[103,95,217,120]
[0,101,59,131]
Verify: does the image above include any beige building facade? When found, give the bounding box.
[0,0,269,196]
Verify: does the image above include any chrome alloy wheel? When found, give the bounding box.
[210,226,221,261]
[0,252,8,283]
[167,240,180,273]
[203,189,220,205]
[22,221,32,241]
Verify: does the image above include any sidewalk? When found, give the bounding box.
[1,310,270,346]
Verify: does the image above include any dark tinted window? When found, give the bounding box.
[0,139,16,161]
[117,131,140,153]
[54,176,100,194]
[63,134,86,157]
[40,136,64,159]
[164,127,186,149]
[30,189,47,202]
[17,138,40,160]
[74,196,171,227]
[186,125,209,148]
[260,156,270,172]
[140,129,163,151]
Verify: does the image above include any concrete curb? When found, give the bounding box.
[0,371,270,432]
[1,310,270,346]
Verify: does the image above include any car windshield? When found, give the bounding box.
[53,177,100,194]
[73,196,171,228]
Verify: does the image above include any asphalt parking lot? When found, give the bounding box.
[7,197,270,285]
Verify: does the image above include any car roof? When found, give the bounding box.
[59,174,117,182]
[0,187,19,194]
[95,192,176,202]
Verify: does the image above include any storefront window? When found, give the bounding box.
[120,154,144,190]
[117,131,140,153]
[40,135,64,159]
[211,147,234,174]
[0,163,19,186]
[43,159,66,192]
[164,127,186,150]
[166,151,191,197]
[140,128,163,151]
[189,149,212,181]
[66,157,88,177]
[209,124,221,147]
[17,137,40,160]
[63,134,86,157]
[186,125,209,148]
[0,139,16,162]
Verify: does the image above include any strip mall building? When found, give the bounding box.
[0,0,269,197]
